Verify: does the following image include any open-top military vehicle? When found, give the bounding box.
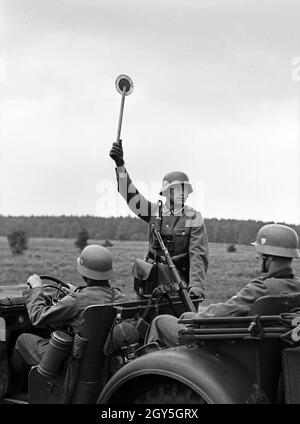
[99,293,300,404]
[0,276,201,404]
[1,276,300,404]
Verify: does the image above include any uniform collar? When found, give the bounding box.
[162,204,185,216]
[77,282,111,291]
[262,267,294,280]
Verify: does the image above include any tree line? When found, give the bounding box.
[0,215,299,245]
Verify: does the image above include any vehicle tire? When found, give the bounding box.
[134,381,205,404]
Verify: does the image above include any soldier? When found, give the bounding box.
[11,245,127,383]
[109,141,209,300]
[146,224,300,347]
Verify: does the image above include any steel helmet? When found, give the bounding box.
[159,171,193,196]
[251,224,300,258]
[77,245,113,280]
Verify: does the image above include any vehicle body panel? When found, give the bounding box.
[98,345,268,404]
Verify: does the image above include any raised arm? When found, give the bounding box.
[109,140,157,222]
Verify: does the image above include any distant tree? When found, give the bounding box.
[102,240,114,247]
[116,217,147,241]
[75,229,89,251]
[227,244,237,253]
[0,215,299,245]
[116,219,130,241]
[7,230,28,255]
[69,221,81,238]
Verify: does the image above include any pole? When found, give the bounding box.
[116,87,127,144]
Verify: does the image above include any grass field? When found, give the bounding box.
[1,236,300,305]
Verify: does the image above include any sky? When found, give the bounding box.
[0,0,300,224]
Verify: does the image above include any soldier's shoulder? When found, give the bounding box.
[263,274,297,284]
[255,275,289,290]
[184,205,204,217]
[184,204,197,213]
[293,274,300,283]
[249,275,267,285]
[184,205,205,226]
[112,287,128,301]
[73,285,89,294]
[112,287,122,293]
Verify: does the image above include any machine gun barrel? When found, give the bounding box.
[153,229,196,313]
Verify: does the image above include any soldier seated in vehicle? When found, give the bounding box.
[10,245,127,389]
[146,224,300,348]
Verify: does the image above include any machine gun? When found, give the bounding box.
[153,229,196,313]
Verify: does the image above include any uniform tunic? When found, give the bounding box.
[116,168,209,291]
[146,268,300,347]
[14,285,127,366]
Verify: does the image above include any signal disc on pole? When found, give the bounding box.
[115,74,134,96]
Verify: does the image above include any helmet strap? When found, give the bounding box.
[168,188,175,211]
[261,254,269,273]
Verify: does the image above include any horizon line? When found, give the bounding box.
[0,213,299,227]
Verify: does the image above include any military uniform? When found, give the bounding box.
[116,168,209,295]
[14,284,127,367]
[146,268,300,347]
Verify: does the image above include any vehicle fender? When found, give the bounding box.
[98,345,267,404]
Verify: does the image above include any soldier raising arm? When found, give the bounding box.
[109,140,209,299]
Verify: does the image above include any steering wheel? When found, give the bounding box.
[40,275,70,305]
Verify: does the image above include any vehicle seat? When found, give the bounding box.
[28,303,118,404]
[27,295,200,404]
[249,293,300,315]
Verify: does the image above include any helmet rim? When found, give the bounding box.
[77,257,114,280]
[251,242,300,258]
[159,180,193,196]
[251,224,300,259]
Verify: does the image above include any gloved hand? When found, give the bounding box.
[109,140,124,167]
[27,274,43,289]
[189,286,205,300]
